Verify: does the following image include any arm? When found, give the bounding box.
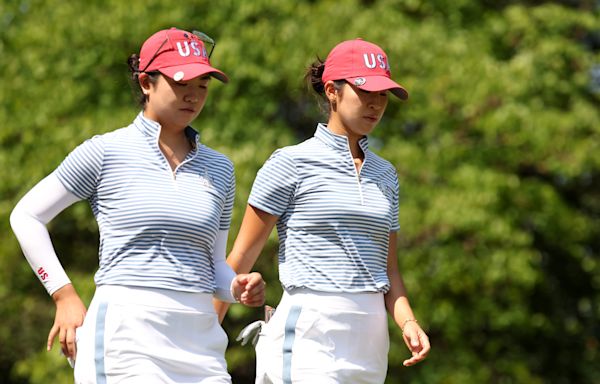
[9,173,87,359]
[213,229,265,307]
[214,204,278,322]
[384,232,430,366]
[213,229,238,303]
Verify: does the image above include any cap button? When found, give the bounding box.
[354,78,366,86]
[173,71,184,81]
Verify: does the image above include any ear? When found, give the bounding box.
[138,73,152,95]
[324,80,338,103]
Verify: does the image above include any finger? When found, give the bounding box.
[73,331,79,360]
[244,284,266,299]
[410,348,428,363]
[47,324,59,351]
[403,354,425,366]
[243,274,261,291]
[233,275,247,290]
[245,281,265,297]
[66,327,77,358]
[410,334,420,349]
[417,333,431,357]
[402,332,416,351]
[59,327,68,356]
[403,334,430,366]
[240,293,264,307]
[240,282,265,300]
[240,291,263,305]
[248,292,265,305]
[247,273,263,286]
[403,349,424,366]
[239,276,265,303]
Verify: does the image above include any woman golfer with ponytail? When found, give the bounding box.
[217,38,430,383]
[10,27,265,383]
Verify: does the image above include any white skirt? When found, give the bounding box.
[255,289,389,384]
[74,285,231,384]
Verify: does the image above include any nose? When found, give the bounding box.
[369,92,387,110]
[369,98,383,110]
[185,93,199,103]
[370,101,383,110]
[184,87,203,103]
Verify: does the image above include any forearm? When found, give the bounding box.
[213,245,264,322]
[385,233,430,365]
[10,173,81,295]
[385,232,418,329]
[385,271,417,329]
[214,205,277,321]
[213,229,237,303]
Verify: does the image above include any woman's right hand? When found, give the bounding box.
[48,284,87,359]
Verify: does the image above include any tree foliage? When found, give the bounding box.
[1,0,598,383]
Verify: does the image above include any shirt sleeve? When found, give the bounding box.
[391,170,400,232]
[9,173,83,295]
[219,166,235,231]
[55,135,105,200]
[248,149,298,217]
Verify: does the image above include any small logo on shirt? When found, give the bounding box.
[198,168,214,188]
[376,180,395,201]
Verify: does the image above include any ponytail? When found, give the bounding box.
[127,53,160,107]
[304,57,345,115]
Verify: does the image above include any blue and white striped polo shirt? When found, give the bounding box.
[249,124,400,293]
[55,112,235,293]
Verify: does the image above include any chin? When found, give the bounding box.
[357,126,377,136]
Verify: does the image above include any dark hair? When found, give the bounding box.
[304,57,345,115]
[127,54,160,107]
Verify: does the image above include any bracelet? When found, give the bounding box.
[401,318,418,333]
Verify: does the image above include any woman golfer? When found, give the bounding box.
[10,27,265,383]
[218,38,430,383]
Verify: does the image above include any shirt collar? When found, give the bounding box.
[133,111,201,147]
[314,123,369,153]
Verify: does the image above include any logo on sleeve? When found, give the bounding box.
[37,267,48,281]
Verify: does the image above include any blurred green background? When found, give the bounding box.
[1,0,598,383]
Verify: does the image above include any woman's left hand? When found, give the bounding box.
[401,321,430,366]
[231,272,266,307]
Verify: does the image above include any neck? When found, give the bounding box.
[327,119,364,160]
[159,127,188,147]
[158,127,193,172]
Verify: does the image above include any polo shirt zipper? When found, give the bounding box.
[346,142,365,205]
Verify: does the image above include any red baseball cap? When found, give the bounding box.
[139,28,228,83]
[322,39,408,100]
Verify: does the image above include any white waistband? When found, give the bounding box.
[283,288,385,313]
[93,285,215,312]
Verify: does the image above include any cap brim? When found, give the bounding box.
[347,75,408,100]
[160,63,229,83]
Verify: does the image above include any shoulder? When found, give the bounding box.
[269,137,319,161]
[103,124,140,140]
[83,125,136,147]
[199,145,234,171]
[367,150,399,181]
[368,150,396,171]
